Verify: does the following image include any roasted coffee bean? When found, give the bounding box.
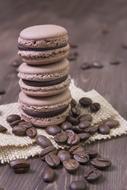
[36,135,52,148]
[71,125,83,133]
[46,125,61,135]
[73,152,89,164]
[85,125,98,134]
[67,115,80,125]
[79,97,92,107]
[80,62,92,70]
[58,150,71,162]
[98,125,110,135]
[0,125,7,133]
[63,159,79,172]
[79,114,93,122]
[84,166,102,182]
[61,121,72,131]
[26,127,37,138]
[91,61,104,69]
[90,103,100,112]
[10,159,30,174]
[104,119,119,128]
[45,152,60,168]
[42,166,56,183]
[69,180,87,190]
[12,125,26,136]
[79,133,90,141]
[6,114,21,124]
[86,149,98,159]
[79,121,91,129]
[71,106,81,117]
[54,131,68,144]
[110,61,121,65]
[91,157,111,169]
[18,121,33,129]
[66,130,80,146]
[71,99,77,107]
[40,145,56,158]
[69,145,84,154]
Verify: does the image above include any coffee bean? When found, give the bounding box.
[79,114,93,122]
[73,152,89,164]
[18,121,33,129]
[110,61,121,65]
[58,150,71,162]
[80,62,92,70]
[79,133,90,141]
[98,125,110,135]
[69,180,87,190]
[84,166,102,182]
[36,135,52,148]
[67,115,79,125]
[12,125,26,136]
[0,88,6,95]
[45,152,60,168]
[90,103,100,112]
[71,99,77,107]
[79,97,92,107]
[40,145,56,158]
[69,145,84,154]
[85,125,98,134]
[6,114,21,124]
[91,61,104,69]
[61,121,72,131]
[63,159,79,173]
[66,130,80,146]
[79,121,91,129]
[71,125,83,133]
[71,106,81,117]
[86,149,98,159]
[10,159,30,174]
[26,127,37,138]
[104,119,119,128]
[42,166,56,183]
[46,125,61,135]
[0,125,7,133]
[91,157,111,169]
[54,131,68,144]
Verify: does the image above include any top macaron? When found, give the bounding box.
[18,25,70,65]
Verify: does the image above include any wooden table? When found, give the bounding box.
[0,0,127,189]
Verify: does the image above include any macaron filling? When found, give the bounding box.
[22,105,69,118]
[22,75,68,87]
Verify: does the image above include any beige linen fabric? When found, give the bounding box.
[0,80,127,163]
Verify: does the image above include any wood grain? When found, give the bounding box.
[0,0,127,189]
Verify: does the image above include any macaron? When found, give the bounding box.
[18,59,70,97]
[18,25,69,65]
[19,89,72,127]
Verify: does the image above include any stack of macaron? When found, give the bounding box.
[18,25,72,127]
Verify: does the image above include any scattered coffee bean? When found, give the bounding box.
[46,125,61,135]
[6,114,21,124]
[61,121,72,131]
[63,159,79,173]
[40,145,56,158]
[79,114,93,122]
[42,166,56,183]
[0,125,7,133]
[98,125,110,135]
[66,130,80,145]
[84,166,102,182]
[58,150,71,162]
[85,125,98,134]
[69,145,84,154]
[69,180,87,190]
[86,150,98,159]
[71,99,77,107]
[45,152,60,168]
[110,61,121,65]
[92,61,104,69]
[10,159,30,174]
[104,119,119,128]
[73,152,89,164]
[54,131,68,144]
[18,121,33,129]
[79,97,92,107]
[80,62,92,70]
[26,127,37,138]
[12,125,26,136]
[90,103,100,112]
[91,157,111,170]
[36,135,52,148]
[67,115,79,125]
[71,106,81,117]
[79,133,90,141]
[71,125,83,133]
[79,121,91,129]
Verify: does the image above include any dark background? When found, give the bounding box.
[0,0,127,189]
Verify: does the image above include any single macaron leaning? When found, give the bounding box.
[18,25,70,65]
[18,59,70,97]
[19,89,72,127]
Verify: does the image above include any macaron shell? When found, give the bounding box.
[18,59,69,81]
[19,77,70,97]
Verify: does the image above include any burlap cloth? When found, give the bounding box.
[0,80,127,163]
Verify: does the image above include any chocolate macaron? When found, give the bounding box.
[18,25,69,65]
[19,89,72,127]
[18,59,70,97]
